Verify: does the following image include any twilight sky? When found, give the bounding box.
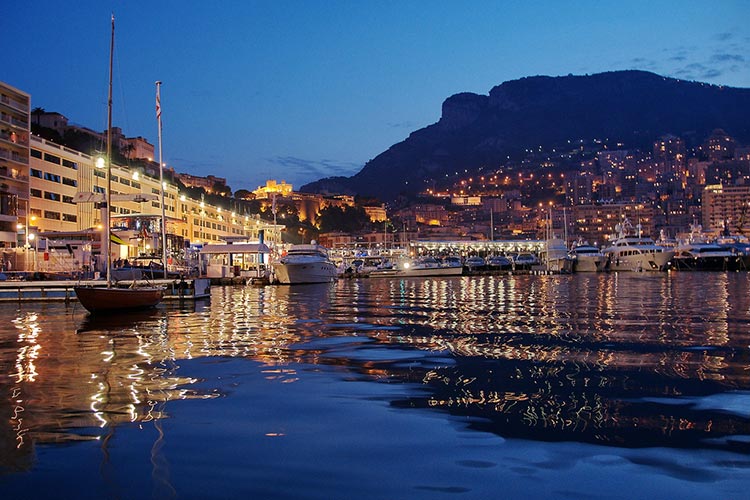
[4,1,750,193]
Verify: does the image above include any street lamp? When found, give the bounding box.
[28,232,37,272]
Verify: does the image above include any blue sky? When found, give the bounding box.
[4,1,749,193]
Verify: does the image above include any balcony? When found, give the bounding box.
[0,128,28,147]
[0,113,28,130]
[0,148,28,166]
[0,94,29,113]
[0,164,28,182]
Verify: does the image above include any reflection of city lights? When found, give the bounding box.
[3,275,745,460]
[13,313,41,383]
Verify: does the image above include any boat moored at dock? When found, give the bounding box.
[272,242,338,284]
[671,242,742,271]
[601,219,675,272]
[569,244,606,272]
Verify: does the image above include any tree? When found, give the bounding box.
[234,189,254,200]
[318,205,370,233]
[31,107,46,126]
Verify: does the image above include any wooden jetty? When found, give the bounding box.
[0,278,211,303]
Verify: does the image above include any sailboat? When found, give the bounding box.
[74,15,165,314]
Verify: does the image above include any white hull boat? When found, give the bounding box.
[273,243,337,284]
[569,244,606,272]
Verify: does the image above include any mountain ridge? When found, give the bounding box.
[301,70,750,200]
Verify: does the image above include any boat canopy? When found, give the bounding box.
[199,243,270,254]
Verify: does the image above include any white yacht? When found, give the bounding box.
[669,223,742,271]
[602,222,674,272]
[541,237,574,273]
[568,244,606,272]
[403,256,463,276]
[513,253,540,269]
[369,256,463,278]
[272,242,338,284]
[672,242,740,271]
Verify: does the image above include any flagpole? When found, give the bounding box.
[105,14,115,288]
[156,81,168,276]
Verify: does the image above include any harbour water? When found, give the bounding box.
[1,273,749,499]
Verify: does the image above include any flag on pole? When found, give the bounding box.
[156,83,162,120]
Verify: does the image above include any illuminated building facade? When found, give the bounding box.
[253,179,293,199]
[177,172,228,194]
[572,203,656,245]
[0,81,30,248]
[702,184,750,233]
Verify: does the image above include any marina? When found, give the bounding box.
[3,4,750,498]
[1,272,748,498]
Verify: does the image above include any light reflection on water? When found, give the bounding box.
[1,273,749,496]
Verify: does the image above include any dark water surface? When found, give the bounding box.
[1,273,749,499]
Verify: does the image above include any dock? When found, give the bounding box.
[0,278,211,303]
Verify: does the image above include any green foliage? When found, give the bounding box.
[318,205,371,233]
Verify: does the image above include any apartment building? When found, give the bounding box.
[31,134,276,243]
[572,203,656,245]
[0,81,30,248]
[702,184,750,233]
[1,80,288,274]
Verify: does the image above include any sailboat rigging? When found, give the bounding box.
[74,15,165,314]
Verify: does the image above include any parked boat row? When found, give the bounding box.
[268,225,750,284]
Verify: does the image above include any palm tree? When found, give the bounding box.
[122,142,135,159]
[31,107,45,126]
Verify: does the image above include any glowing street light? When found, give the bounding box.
[28,232,38,271]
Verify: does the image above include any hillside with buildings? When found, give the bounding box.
[302,70,750,201]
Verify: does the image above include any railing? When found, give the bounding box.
[0,94,29,113]
[0,129,29,147]
[0,164,29,181]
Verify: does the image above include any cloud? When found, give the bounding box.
[711,53,745,63]
[267,156,362,180]
[628,57,659,70]
[627,28,748,84]
[671,62,725,80]
[702,69,723,78]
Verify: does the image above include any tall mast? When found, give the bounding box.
[156,81,167,274]
[490,208,494,241]
[105,14,115,288]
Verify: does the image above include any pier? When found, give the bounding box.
[0,278,211,303]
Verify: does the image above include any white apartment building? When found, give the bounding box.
[702,184,750,233]
[2,79,281,272]
[0,81,31,248]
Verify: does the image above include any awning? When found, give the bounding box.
[198,243,270,254]
[110,233,127,245]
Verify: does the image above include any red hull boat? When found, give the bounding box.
[74,285,164,314]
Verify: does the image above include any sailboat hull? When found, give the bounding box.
[74,286,164,313]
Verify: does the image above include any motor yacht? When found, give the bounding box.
[465,256,486,271]
[568,244,606,272]
[272,242,338,284]
[387,256,464,277]
[672,242,741,271]
[602,221,674,272]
